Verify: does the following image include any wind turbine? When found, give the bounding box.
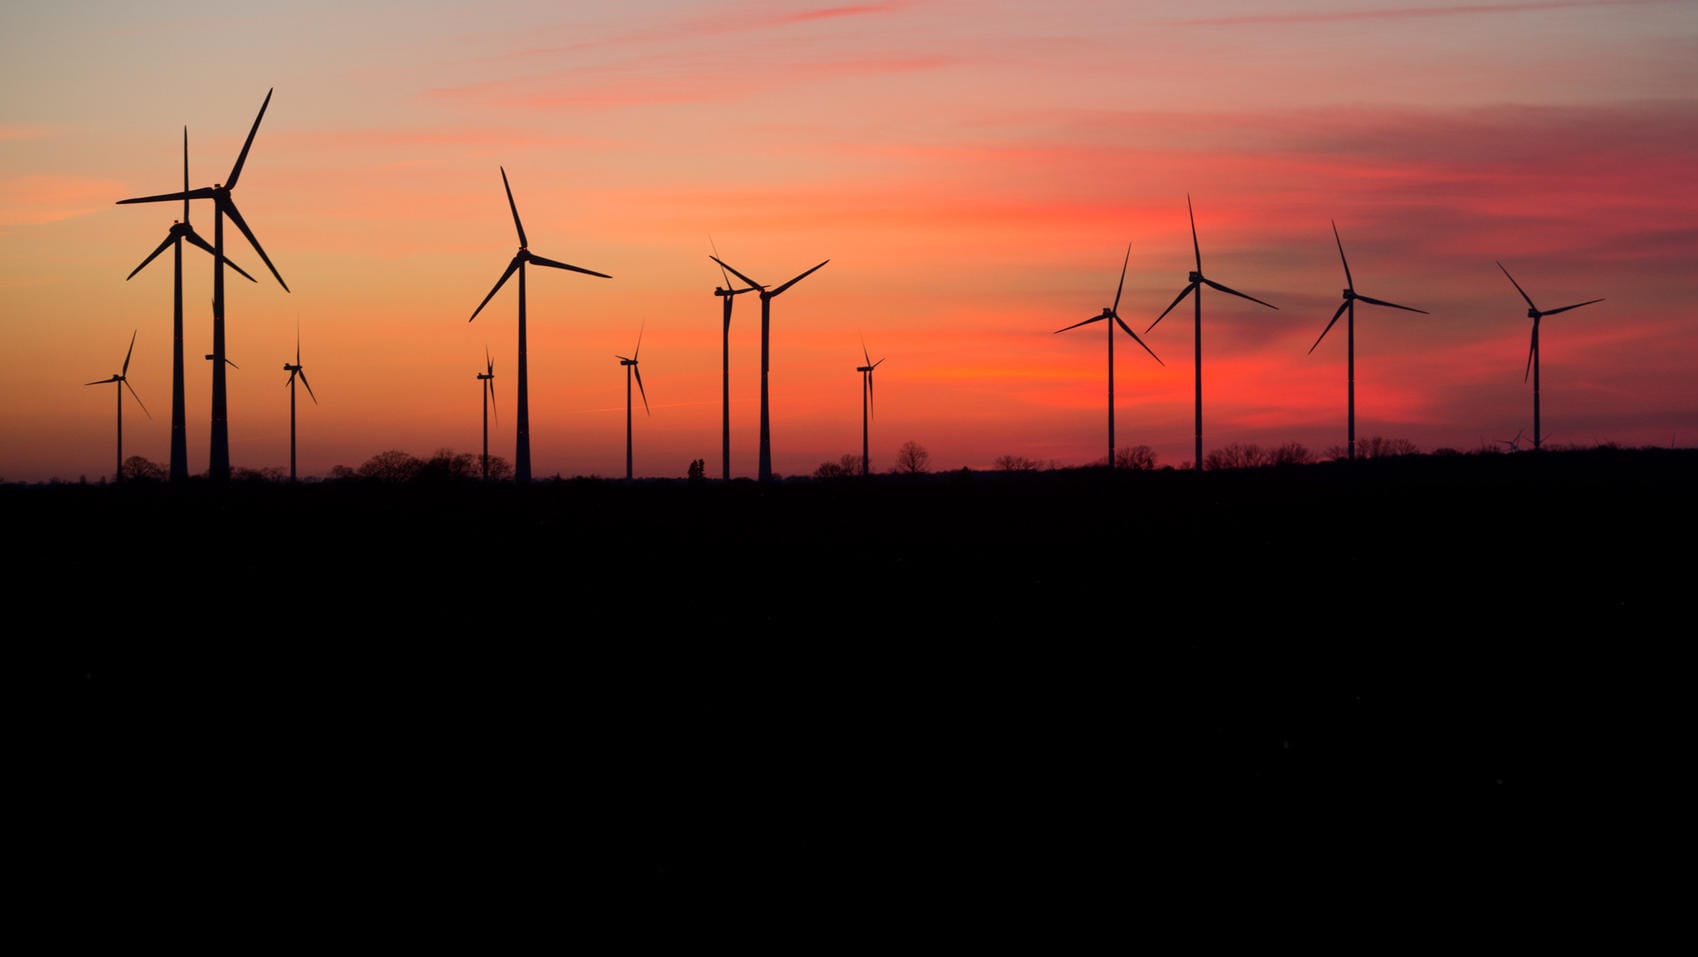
[117,88,289,482]
[1498,262,1603,451]
[1307,222,1428,461]
[856,340,885,477]
[710,255,830,482]
[1148,196,1278,472]
[468,166,611,484]
[616,324,649,482]
[282,322,317,483]
[477,348,498,481]
[122,127,256,482]
[86,330,150,483]
[1055,244,1164,469]
[711,239,760,481]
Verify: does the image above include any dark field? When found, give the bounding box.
[31,447,1691,929]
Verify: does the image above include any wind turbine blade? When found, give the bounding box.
[181,228,257,282]
[499,166,528,248]
[126,235,175,281]
[299,370,317,404]
[1541,298,1604,317]
[469,258,521,322]
[489,378,498,424]
[116,187,215,206]
[1055,314,1106,334]
[181,126,190,223]
[486,347,494,376]
[1497,261,1538,311]
[710,256,764,291]
[635,366,649,415]
[872,357,884,369]
[86,377,113,386]
[868,372,874,419]
[1112,244,1130,317]
[1332,220,1353,291]
[1356,294,1428,314]
[1524,321,1538,383]
[221,199,289,292]
[770,259,829,298]
[1201,277,1277,310]
[122,330,137,375]
[225,88,273,190]
[528,253,612,279]
[1187,194,1201,272]
[1148,283,1197,333]
[1309,300,1350,355]
[1115,314,1163,366]
[124,378,150,419]
[710,235,737,290]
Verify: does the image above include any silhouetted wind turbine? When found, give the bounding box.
[710,240,760,481]
[856,340,885,477]
[711,255,829,482]
[616,324,649,481]
[1055,244,1163,469]
[1308,222,1428,461]
[468,166,611,484]
[282,321,317,483]
[477,348,498,481]
[123,127,256,482]
[86,330,150,483]
[1498,261,1603,451]
[1148,196,1278,472]
[118,88,289,482]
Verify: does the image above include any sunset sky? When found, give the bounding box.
[3,0,1695,481]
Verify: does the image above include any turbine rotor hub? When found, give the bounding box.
[1188,271,1202,283]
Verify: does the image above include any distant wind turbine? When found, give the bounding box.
[477,348,498,481]
[616,324,650,482]
[1308,222,1428,461]
[1497,262,1603,451]
[468,166,611,484]
[86,330,149,483]
[118,88,289,482]
[856,340,884,477]
[282,321,317,483]
[1148,196,1278,472]
[711,255,830,482]
[1055,244,1163,469]
[711,239,760,481]
[122,126,256,482]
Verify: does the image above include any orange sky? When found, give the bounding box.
[3,1,1696,481]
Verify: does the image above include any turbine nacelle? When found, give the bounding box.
[1528,307,1542,320]
[1188,271,1203,283]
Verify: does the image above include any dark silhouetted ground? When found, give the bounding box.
[30,447,1688,931]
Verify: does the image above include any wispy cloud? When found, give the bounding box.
[1175,0,1672,27]
[0,175,127,227]
[428,54,954,109]
[0,125,55,142]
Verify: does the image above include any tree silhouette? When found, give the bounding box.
[121,455,166,482]
[894,441,930,474]
[1331,436,1419,460]
[688,458,705,482]
[357,449,424,483]
[814,453,862,479]
[1113,445,1159,470]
